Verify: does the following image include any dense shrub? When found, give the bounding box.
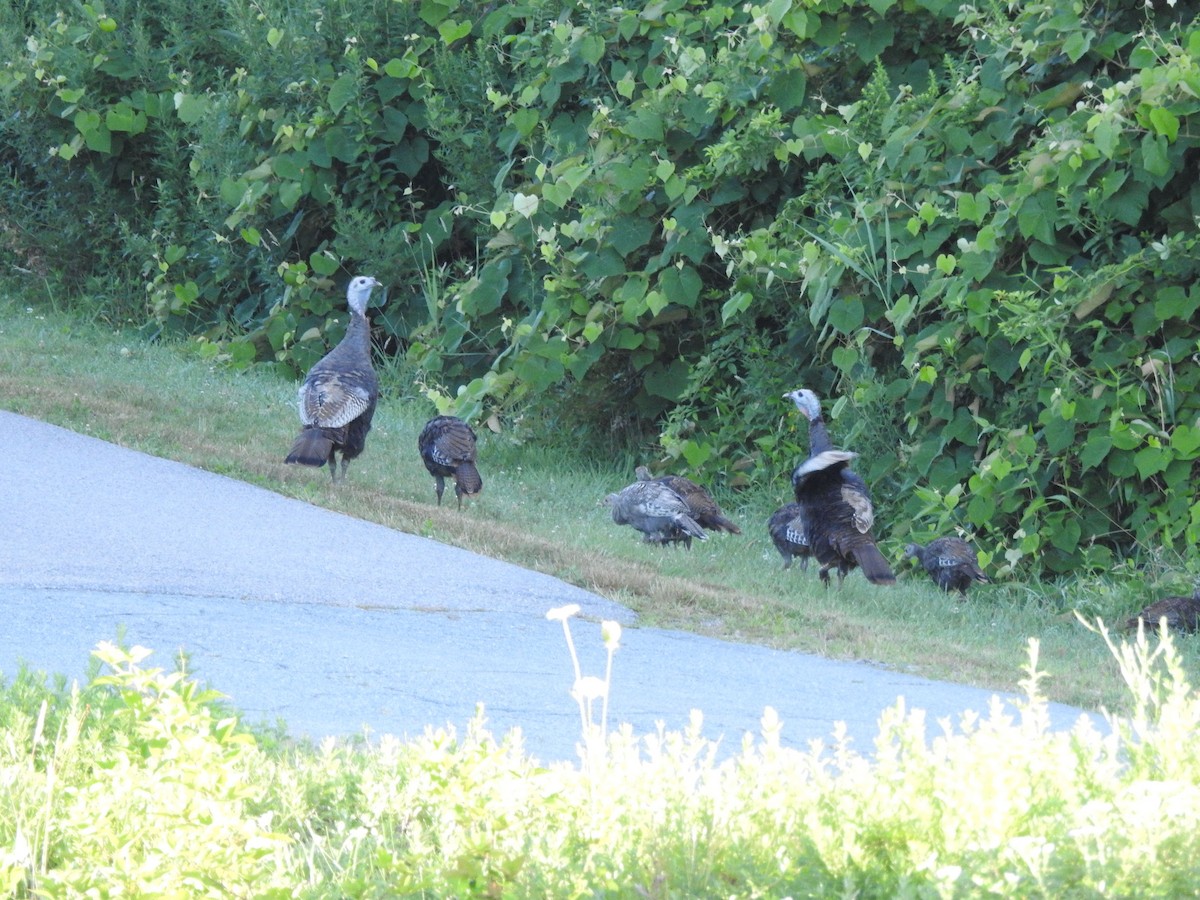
[1,0,1198,576]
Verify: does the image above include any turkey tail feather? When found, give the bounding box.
[455,460,483,497]
[854,543,896,585]
[285,428,333,467]
[708,514,741,534]
[679,515,708,541]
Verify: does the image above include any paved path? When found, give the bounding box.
[0,411,1100,763]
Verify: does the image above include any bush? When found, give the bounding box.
[2,0,1198,576]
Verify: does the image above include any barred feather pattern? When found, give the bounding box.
[604,481,708,549]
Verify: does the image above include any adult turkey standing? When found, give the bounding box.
[785,388,895,588]
[418,415,483,509]
[904,537,989,595]
[285,276,383,483]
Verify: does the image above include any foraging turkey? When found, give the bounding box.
[785,388,895,588]
[768,502,811,571]
[285,275,383,483]
[418,415,483,508]
[635,465,741,534]
[1124,588,1200,633]
[903,536,989,595]
[604,481,708,549]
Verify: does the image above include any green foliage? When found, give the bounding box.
[6,630,1200,893]
[3,0,1200,575]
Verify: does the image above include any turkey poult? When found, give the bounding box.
[604,481,708,548]
[285,276,383,483]
[1124,588,1200,633]
[785,388,896,588]
[418,415,483,509]
[634,465,741,534]
[903,537,989,596]
[768,502,811,571]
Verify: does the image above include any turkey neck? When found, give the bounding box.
[327,308,374,369]
[805,412,834,456]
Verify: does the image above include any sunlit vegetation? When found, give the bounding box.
[0,619,1197,896]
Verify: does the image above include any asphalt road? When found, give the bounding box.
[0,410,1100,763]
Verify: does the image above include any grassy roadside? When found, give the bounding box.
[0,290,1191,715]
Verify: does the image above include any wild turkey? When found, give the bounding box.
[768,502,811,571]
[635,465,741,534]
[285,275,383,483]
[903,537,989,595]
[1124,588,1200,633]
[418,415,483,508]
[785,388,895,588]
[603,481,708,549]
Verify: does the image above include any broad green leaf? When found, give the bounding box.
[384,56,421,79]
[382,108,409,141]
[614,275,649,314]
[326,127,361,163]
[511,108,539,137]
[1134,445,1168,479]
[1148,106,1180,141]
[1049,516,1081,553]
[173,92,208,124]
[831,345,858,373]
[1170,424,1200,458]
[660,265,701,308]
[271,152,306,181]
[645,290,668,317]
[613,327,643,349]
[278,180,303,209]
[681,440,712,468]
[1141,133,1170,177]
[1154,285,1199,321]
[1063,32,1091,62]
[1042,415,1074,454]
[1016,191,1056,243]
[512,193,539,218]
[514,353,565,392]
[610,217,654,256]
[438,19,472,43]
[721,291,753,324]
[219,177,248,207]
[1079,432,1111,471]
[827,296,864,334]
[419,0,455,27]
[769,69,807,112]
[1090,117,1121,158]
[309,252,340,277]
[579,34,605,65]
[457,257,511,316]
[624,109,663,141]
[327,73,358,115]
[76,113,112,153]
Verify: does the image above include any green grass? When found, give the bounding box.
[0,289,1195,717]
